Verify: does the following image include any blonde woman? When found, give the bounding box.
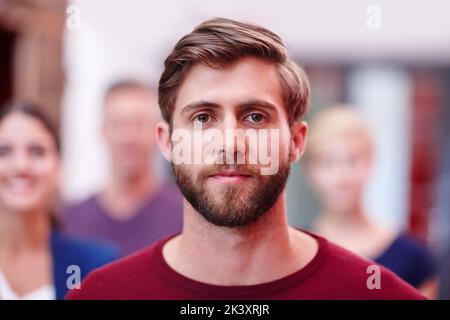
[305,105,437,299]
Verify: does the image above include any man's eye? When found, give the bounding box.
[193,113,211,124]
[245,113,265,123]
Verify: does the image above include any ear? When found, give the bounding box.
[156,121,172,162]
[290,121,308,162]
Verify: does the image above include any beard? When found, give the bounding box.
[171,160,290,228]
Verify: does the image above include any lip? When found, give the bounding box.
[3,177,36,194]
[208,170,252,183]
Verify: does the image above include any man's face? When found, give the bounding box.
[164,57,305,227]
[103,89,157,179]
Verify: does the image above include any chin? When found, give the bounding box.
[2,204,39,214]
[332,202,358,214]
[120,162,145,174]
[0,196,42,213]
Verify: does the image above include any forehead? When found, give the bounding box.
[174,57,284,116]
[105,89,157,118]
[311,133,371,157]
[0,113,54,144]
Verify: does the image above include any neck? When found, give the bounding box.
[108,168,155,197]
[164,192,317,286]
[100,165,160,220]
[322,202,369,226]
[110,156,165,197]
[0,208,51,253]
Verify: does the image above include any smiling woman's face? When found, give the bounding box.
[0,112,60,214]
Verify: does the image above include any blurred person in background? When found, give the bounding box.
[63,80,183,257]
[305,105,438,299]
[0,102,117,300]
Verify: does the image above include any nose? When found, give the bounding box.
[220,114,246,165]
[12,151,32,174]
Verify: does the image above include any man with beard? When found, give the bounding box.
[67,18,424,299]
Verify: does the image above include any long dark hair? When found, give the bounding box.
[0,101,61,228]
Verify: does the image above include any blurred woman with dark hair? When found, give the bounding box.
[0,102,117,300]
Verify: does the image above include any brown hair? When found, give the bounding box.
[158,17,310,125]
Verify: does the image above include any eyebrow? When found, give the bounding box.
[180,99,278,116]
[236,99,278,113]
[180,100,221,116]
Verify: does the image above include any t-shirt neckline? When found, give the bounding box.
[153,229,329,296]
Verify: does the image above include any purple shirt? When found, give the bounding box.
[62,182,183,257]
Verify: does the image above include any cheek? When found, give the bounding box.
[348,164,371,186]
[34,159,59,188]
[139,128,156,148]
[104,125,119,142]
[309,167,334,192]
[144,128,155,144]
[0,159,11,177]
[266,128,290,162]
[177,163,201,179]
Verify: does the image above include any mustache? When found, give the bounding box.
[198,164,261,179]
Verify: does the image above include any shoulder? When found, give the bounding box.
[392,233,434,259]
[377,232,436,272]
[321,238,425,299]
[65,237,165,299]
[51,231,118,269]
[63,194,99,212]
[62,195,100,219]
[157,182,183,203]
[379,233,437,286]
[61,195,101,229]
[64,194,99,210]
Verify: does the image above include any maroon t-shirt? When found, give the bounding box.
[66,231,425,300]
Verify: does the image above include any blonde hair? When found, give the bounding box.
[305,105,374,162]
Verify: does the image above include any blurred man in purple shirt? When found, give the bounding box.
[63,80,183,256]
